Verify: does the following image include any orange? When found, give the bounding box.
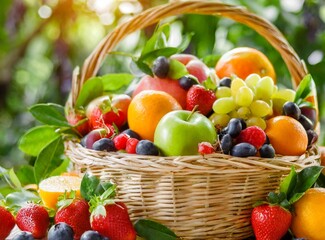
[291,188,325,240]
[265,116,308,156]
[38,175,82,209]
[127,90,182,141]
[215,47,276,82]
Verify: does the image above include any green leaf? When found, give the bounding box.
[101,73,134,92]
[76,77,103,108]
[289,192,305,204]
[135,219,179,240]
[16,165,36,185]
[202,76,217,91]
[34,136,64,183]
[140,47,179,64]
[279,166,297,197]
[315,173,325,187]
[177,32,194,53]
[141,24,170,56]
[167,59,188,79]
[19,125,60,156]
[80,173,100,201]
[294,74,313,103]
[135,60,153,76]
[95,182,115,197]
[5,190,40,212]
[8,169,21,189]
[29,103,69,127]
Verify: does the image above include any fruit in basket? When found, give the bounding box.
[283,101,301,120]
[291,188,325,240]
[84,127,115,149]
[128,90,182,141]
[252,204,292,240]
[66,111,90,136]
[80,230,109,240]
[152,56,170,78]
[265,116,308,156]
[92,138,116,151]
[132,75,188,108]
[230,142,257,157]
[48,222,74,240]
[178,75,197,90]
[185,59,210,83]
[215,47,276,82]
[198,142,215,155]
[186,85,216,115]
[154,110,217,156]
[12,231,34,240]
[259,144,275,158]
[136,140,159,156]
[237,126,266,150]
[38,175,82,209]
[0,206,15,239]
[55,198,92,240]
[170,53,198,65]
[16,203,50,239]
[125,138,139,154]
[113,133,130,150]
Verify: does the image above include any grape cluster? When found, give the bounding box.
[210,74,296,131]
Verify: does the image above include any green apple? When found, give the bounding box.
[154,110,217,156]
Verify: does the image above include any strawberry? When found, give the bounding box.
[251,204,292,240]
[66,110,90,136]
[55,197,92,240]
[0,205,15,239]
[186,85,216,115]
[16,203,50,239]
[198,142,215,155]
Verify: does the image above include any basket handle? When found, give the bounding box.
[72,0,308,106]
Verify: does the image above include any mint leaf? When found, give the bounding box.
[19,125,60,156]
[135,219,179,240]
[76,77,104,108]
[101,73,134,93]
[29,103,69,127]
[279,166,297,198]
[81,173,100,201]
[294,74,313,104]
[34,136,64,183]
[167,59,188,79]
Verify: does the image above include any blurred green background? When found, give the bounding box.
[1,0,324,168]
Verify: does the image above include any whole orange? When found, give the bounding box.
[265,116,308,156]
[291,188,325,240]
[128,90,182,141]
[215,47,276,82]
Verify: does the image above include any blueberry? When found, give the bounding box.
[92,138,116,151]
[307,129,318,148]
[136,140,159,156]
[230,143,257,157]
[283,101,301,120]
[298,114,313,131]
[227,118,242,137]
[152,56,170,78]
[220,133,233,154]
[122,129,141,140]
[178,76,197,90]
[48,222,74,240]
[12,232,34,240]
[259,144,275,158]
[80,230,109,240]
[219,77,232,88]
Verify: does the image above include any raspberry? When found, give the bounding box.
[236,126,266,149]
[198,142,215,155]
[113,133,129,150]
[125,138,139,154]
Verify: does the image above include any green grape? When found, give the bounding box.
[245,73,260,90]
[215,86,232,98]
[229,110,239,119]
[213,97,236,114]
[209,113,231,129]
[235,86,254,107]
[272,89,296,102]
[250,100,272,117]
[231,77,246,97]
[237,106,251,119]
[255,76,274,100]
[246,116,267,130]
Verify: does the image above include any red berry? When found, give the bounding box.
[125,138,139,154]
[198,142,215,155]
[0,206,15,239]
[236,126,266,149]
[186,85,216,116]
[113,133,130,150]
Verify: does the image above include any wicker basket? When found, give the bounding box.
[65,1,320,239]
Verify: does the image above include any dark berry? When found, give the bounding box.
[136,140,159,156]
[283,101,301,120]
[113,133,130,150]
[152,56,169,78]
[198,142,215,155]
[298,114,314,131]
[122,129,141,140]
[80,230,109,240]
[178,76,197,90]
[219,77,231,88]
[48,222,74,240]
[92,138,116,151]
[227,118,242,137]
[307,129,318,148]
[12,232,35,240]
[238,118,247,130]
[220,133,233,154]
[126,138,139,154]
[259,144,275,158]
[230,143,257,157]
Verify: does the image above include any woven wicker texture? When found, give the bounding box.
[66,1,320,239]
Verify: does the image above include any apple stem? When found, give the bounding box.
[187,105,199,121]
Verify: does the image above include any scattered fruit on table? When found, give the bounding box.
[48,222,74,240]
[0,205,15,239]
[80,230,109,240]
[12,231,35,240]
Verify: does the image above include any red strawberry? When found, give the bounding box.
[0,206,15,239]
[66,110,90,136]
[55,198,92,240]
[186,85,216,115]
[236,126,266,149]
[198,142,215,155]
[251,204,292,240]
[16,203,50,238]
[91,202,136,240]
